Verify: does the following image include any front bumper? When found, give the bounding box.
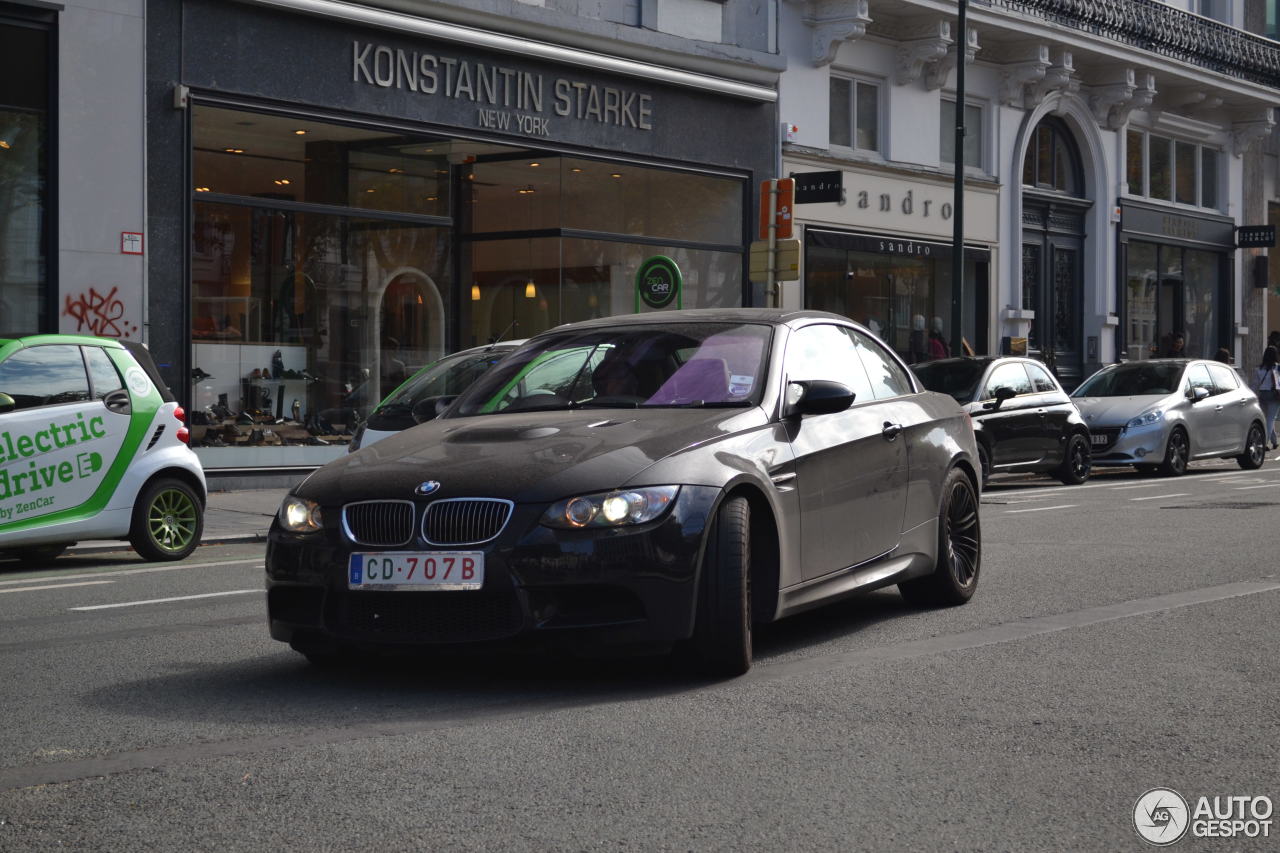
[1088,421,1169,466]
[265,485,720,653]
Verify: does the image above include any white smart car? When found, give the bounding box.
[0,335,206,563]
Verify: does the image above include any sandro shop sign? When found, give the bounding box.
[352,41,655,139]
[790,166,998,243]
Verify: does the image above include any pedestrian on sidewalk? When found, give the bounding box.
[1253,345,1280,450]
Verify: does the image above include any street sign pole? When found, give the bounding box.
[951,0,968,358]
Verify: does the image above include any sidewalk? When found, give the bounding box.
[70,489,288,555]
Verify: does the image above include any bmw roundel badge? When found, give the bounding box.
[415,480,441,496]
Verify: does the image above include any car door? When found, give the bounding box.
[1207,362,1253,452]
[1024,360,1074,461]
[784,323,906,580]
[1181,363,1220,454]
[0,344,131,530]
[977,361,1040,467]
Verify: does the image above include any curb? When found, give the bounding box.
[67,533,267,556]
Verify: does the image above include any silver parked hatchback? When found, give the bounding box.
[1071,359,1267,475]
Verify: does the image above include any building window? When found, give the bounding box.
[1195,0,1229,23]
[1125,130,1221,210]
[1021,118,1079,194]
[0,12,52,336]
[829,77,879,153]
[940,99,982,169]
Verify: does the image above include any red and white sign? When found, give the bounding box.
[120,232,144,255]
[758,178,795,241]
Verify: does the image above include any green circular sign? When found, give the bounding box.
[636,256,682,310]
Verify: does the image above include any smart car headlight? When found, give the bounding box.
[278,496,323,533]
[541,486,680,529]
[1125,409,1165,430]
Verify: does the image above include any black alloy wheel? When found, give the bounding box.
[1159,428,1190,477]
[1238,423,1266,470]
[687,494,752,677]
[899,468,981,607]
[1057,433,1092,485]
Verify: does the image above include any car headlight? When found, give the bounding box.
[1125,409,1165,430]
[278,496,323,532]
[541,486,680,529]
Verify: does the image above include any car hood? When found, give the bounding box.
[1072,394,1174,427]
[297,407,767,504]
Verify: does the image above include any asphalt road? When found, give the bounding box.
[0,462,1277,851]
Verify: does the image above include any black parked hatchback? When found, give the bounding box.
[913,356,1091,485]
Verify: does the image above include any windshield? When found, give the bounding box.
[375,347,514,412]
[450,323,773,416]
[912,360,987,403]
[1073,363,1185,397]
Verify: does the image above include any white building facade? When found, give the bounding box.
[778,0,1280,387]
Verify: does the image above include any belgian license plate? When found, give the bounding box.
[348,552,484,591]
[1091,434,1109,446]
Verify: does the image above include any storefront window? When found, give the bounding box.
[465,155,740,245]
[1125,240,1222,361]
[193,107,451,217]
[0,16,50,336]
[468,237,741,347]
[803,232,984,363]
[190,105,747,461]
[191,201,451,449]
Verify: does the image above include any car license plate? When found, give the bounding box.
[348,552,484,591]
[1091,434,1109,446]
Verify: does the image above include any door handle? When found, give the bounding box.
[103,389,132,415]
[882,421,903,441]
[1214,405,1224,412]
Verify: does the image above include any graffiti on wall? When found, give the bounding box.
[63,286,140,338]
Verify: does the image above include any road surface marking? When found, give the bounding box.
[1235,483,1280,490]
[69,589,261,611]
[1130,493,1189,501]
[5,578,1278,793]
[0,559,262,587]
[0,580,114,595]
[1109,483,1166,490]
[1004,504,1076,514]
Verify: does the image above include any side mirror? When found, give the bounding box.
[982,386,1016,411]
[412,395,458,423]
[1188,386,1210,402]
[0,392,13,414]
[785,380,856,418]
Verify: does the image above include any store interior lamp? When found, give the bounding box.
[524,280,537,299]
[471,284,481,301]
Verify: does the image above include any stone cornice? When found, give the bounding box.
[788,0,872,67]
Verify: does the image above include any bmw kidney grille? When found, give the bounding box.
[342,500,415,547]
[422,498,514,546]
[342,498,513,547]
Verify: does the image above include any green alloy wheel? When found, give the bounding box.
[130,478,204,561]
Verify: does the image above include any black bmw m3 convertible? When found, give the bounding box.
[266,309,983,675]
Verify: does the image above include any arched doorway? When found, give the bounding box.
[1021,116,1091,388]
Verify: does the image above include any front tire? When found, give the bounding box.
[129,478,203,561]
[1238,423,1266,470]
[687,495,752,677]
[1057,433,1092,485]
[900,468,981,607]
[1158,428,1189,477]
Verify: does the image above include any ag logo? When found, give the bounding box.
[415,480,441,496]
[1134,788,1190,845]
